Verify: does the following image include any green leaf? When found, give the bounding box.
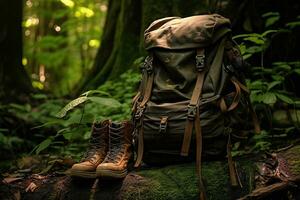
[271,75,284,81]
[248,80,267,90]
[262,30,278,37]
[233,33,261,40]
[273,63,291,72]
[81,90,110,97]
[31,119,65,129]
[56,96,88,118]
[242,54,252,60]
[265,16,280,27]
[35,138,53,154]
[294,69,300,75]
[62,132,73,140]
[262,12,280,18]
[262,92,277,104]
[87,97,121,108]
[286,21,300,29]
[57,128,70,134]
[275,93,294,104]
[31,93,48,100]
[246,46,263,54]
[244,36,265,45]
[267,81,281,91]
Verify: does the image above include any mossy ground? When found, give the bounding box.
[122,159,255,200]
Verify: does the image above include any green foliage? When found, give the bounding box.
[233,13,300,154]
[23,0,108,96]
[0,129,24,151]
[29,69,140,155]
[233,30,279,60]
[246,61,300,105]
[262,12,280,28]
[234,13,299,107]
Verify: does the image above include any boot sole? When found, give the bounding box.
[96,169,127,179]
[68,169,97,179]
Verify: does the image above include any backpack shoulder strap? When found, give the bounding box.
[181,38,227,200]
[134,55,154,168]
[181,48,206,156]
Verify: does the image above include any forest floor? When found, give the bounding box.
[1,145,300,200]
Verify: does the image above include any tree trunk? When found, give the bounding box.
[0,0,33,103]
[78,0,300,93]
[77,0,210,92]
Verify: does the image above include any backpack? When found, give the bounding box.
[132,14,260,199]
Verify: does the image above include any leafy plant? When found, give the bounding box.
[233,13,300,153]
[31,69,140,155]
[23,0,108,96]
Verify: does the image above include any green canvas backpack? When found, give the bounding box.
[132,14,260,199]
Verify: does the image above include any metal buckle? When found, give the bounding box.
[134,106,145,120]
[187,105,197,121]
[159,116,168,133]
[195,55,205,71]
[224,64,235,74]
[141,56,153,74]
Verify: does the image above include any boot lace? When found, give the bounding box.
[81,125,107,162]
[104,125,125,163]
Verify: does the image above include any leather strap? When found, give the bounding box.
[140,72,154,108]
[195,107,207,200]
[249,102,261,134]
[219,78,242,113]
[181,49,205,156]
[134,55,154,167]
[134,125,144,167]
[231,77,261,134]
[227,133,238,186]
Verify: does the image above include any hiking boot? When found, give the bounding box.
[96,121,133,178]
[69,120,110,178]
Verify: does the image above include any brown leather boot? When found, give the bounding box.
[69,120,110,178]
[96,121,133,178]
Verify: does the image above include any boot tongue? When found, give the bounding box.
[94,119,109,128]
[111,122,122,129]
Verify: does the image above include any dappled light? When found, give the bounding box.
[1,0,300,199]
[22,0,108,95]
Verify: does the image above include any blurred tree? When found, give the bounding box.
[0,0,33,102]
[78,0,213,92]
[23,0,107,96]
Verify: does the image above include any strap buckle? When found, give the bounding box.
[187,105,197,121]
[195,55,205,72]
[159,116,168,133]
[141,56,153,74]
[135,106,145,120]
[224,64,235,74]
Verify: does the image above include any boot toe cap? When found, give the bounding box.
[71,162,96,171]
[96,163,123,171]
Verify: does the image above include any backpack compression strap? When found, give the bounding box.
[181,48,206,156]
[180,48,207,200]
[181,38,227,200]
[134,55,154,168]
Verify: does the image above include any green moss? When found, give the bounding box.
[283,145,300,176]
[122,160,255,200]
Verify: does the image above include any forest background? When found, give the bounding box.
[0,0,300,174]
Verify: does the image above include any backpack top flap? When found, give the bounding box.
[144,14,231,50]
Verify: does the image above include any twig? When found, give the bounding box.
[238,176,300,200]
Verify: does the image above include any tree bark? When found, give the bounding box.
[0,0,33,103]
